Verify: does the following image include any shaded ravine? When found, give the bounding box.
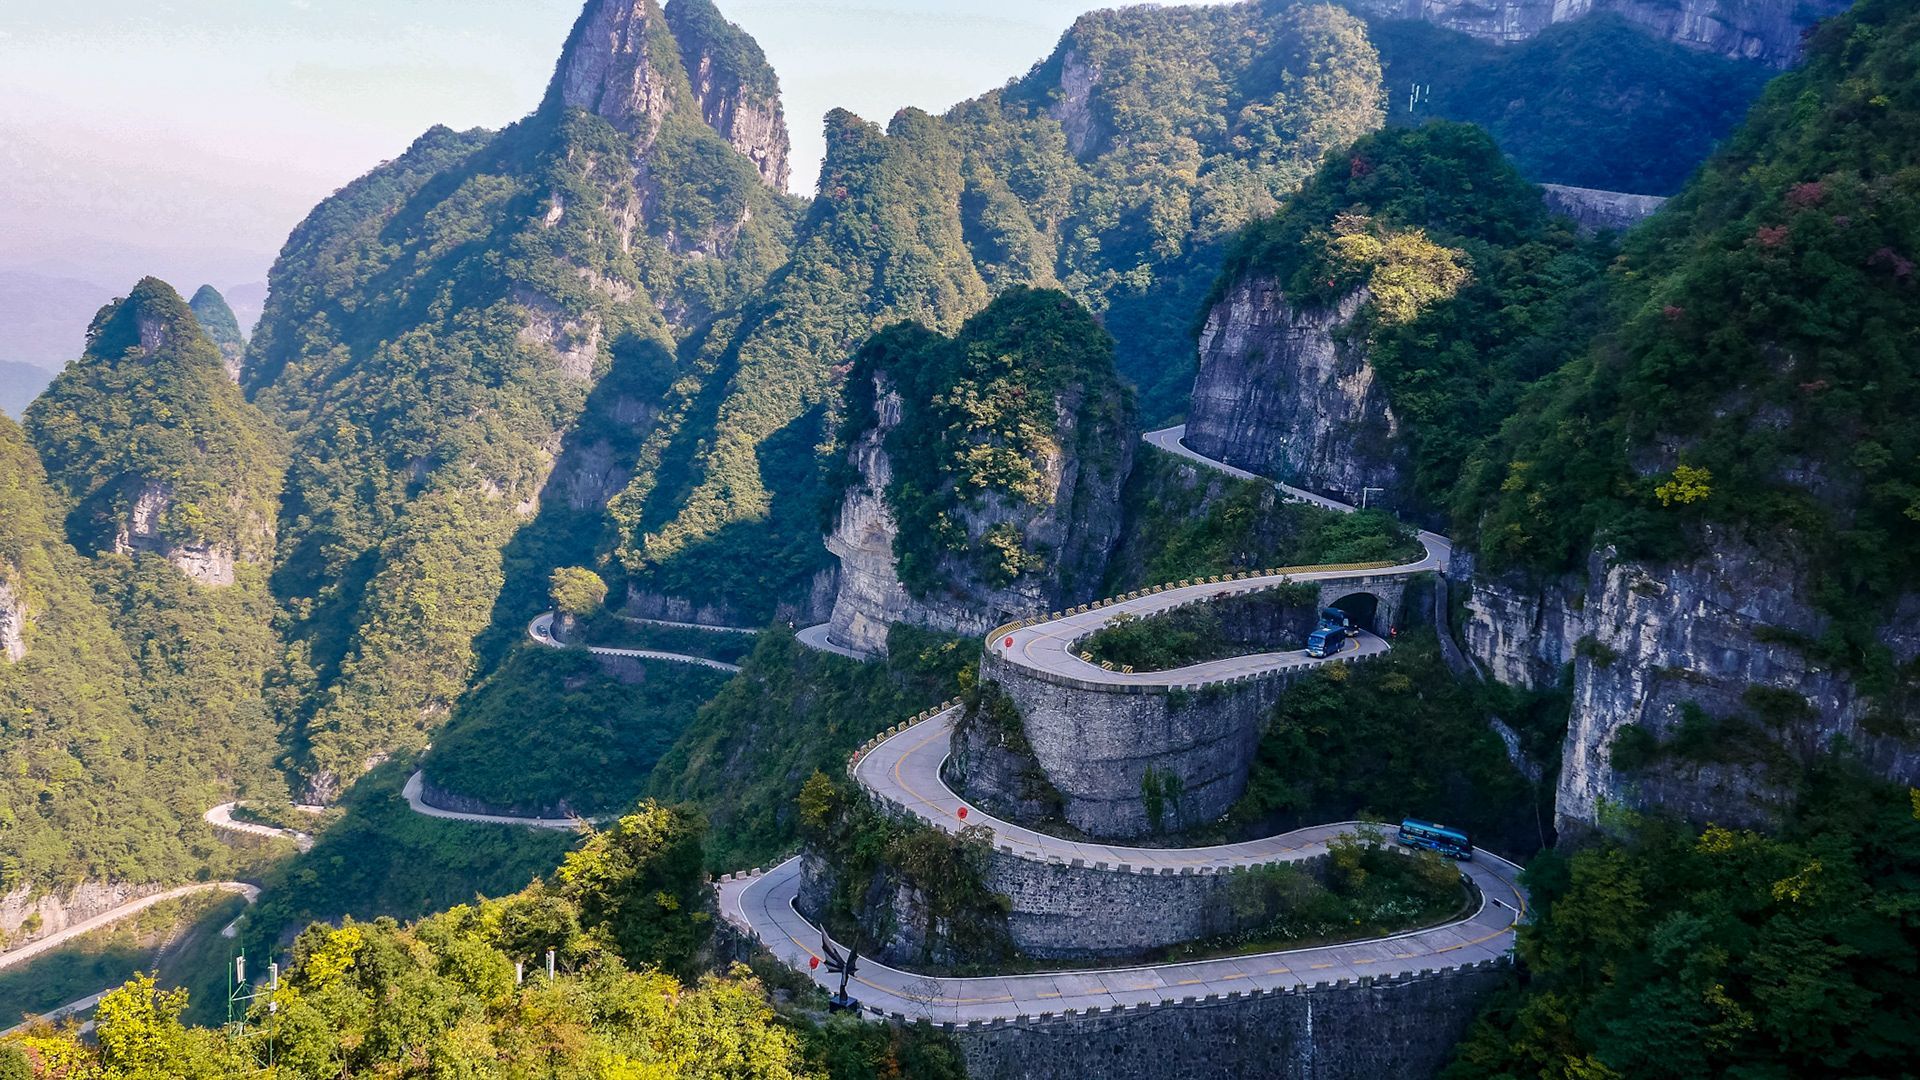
[715,425,1525,1022]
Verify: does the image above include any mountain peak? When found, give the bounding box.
[188,284,246,381]
[663,0,790,189]
[548,0,677,148]
[83,277,204,364]
[546,0,789,188]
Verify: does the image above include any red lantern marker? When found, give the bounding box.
[809,956,821,970]
[1004,636,1014,649]
[957,807,969,820]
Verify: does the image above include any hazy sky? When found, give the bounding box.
[0,0,1219,296]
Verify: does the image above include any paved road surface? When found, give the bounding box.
[717,849,1522,1024]
[795,622,870,659]
[205,803,314,852]
[0,883,264,1036]
[3,989,107,1036]
[400,769,597,831]
[618,615,759,634]
[716,425,1523,1021]
[529,613,743,672]
[991,426,1448,690]
[395,616,740,830]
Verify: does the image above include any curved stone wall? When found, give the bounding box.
[976,646,1349,838]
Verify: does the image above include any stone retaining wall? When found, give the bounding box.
[978,648,1387,839]
[984,849,1334,959]
[949,960,1507,1080]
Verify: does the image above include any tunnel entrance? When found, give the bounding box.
[1326,592,1381,634]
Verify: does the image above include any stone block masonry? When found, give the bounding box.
[985,850,1334,959]
[978,645,1388,839]
[951,961,1508,1080]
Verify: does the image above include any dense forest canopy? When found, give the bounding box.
[1460,0,1920,627]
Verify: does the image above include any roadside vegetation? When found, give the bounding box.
[649,625,975,871]
[1078,584,1317,671]
[1107,447,1421,593]
[0,890,247,1030]
[421,646,730,817]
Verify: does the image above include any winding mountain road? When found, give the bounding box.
[0,883,260,976]
[395,614,745,829]
[529,612,743,673]
[204,803,315,852]
[714,425,1525,1022]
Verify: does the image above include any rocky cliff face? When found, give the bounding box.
[1458,533,1920,832]
[550,0,676,152]
[824,369,1131,656]
[111,481,247,586]
[664,0,790,189]
[0,881,159,949]
[1350,0,1848,66]
[0,577,24,663]
[1185,278,1410,509]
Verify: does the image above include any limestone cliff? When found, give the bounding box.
[822,290,1134,656]
[0,576,24,663]
[1540,184,1668,234]
[1349,0,1848,66]
[664,0,790,189]
[548,0,676,153]
[1185,278,1411,509]
[1457,533,1920,833]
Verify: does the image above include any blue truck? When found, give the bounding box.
[1305,607,1353,659]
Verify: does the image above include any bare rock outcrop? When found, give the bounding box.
[1185,277,1411,511]
[1457,532,1920,833]
[1540,183,1669,234]
[0,881,158,950]
[665,0,791,189]
[825,368,1132,658]
[550,0,676,153]
[0,577,24,663]
[1348,0,1848,67]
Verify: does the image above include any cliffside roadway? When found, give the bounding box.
[528,612,744,673]
[995,425,1447,689]
[0,882,261,976]
[393,615,746,829]
[0,882,262,1036]
[204,803,315,852]
[714,425,1524,1022]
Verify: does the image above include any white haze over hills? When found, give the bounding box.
[0,0,1224,410]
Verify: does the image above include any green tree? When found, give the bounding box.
[555,802,711,978]
[549,565,609,616]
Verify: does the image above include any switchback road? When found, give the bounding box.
[715,425,1524,1022]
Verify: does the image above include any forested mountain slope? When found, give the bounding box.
[2,281,287,906]
[1452,0,1920,830]
[187,284,247,380]
[0,415,249,900]
[621,1,1386,619]
[241,0,800,798]
[1186,122,1608,519]
[28,279,284,586]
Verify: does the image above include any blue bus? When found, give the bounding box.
[1399,818,1473,861]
